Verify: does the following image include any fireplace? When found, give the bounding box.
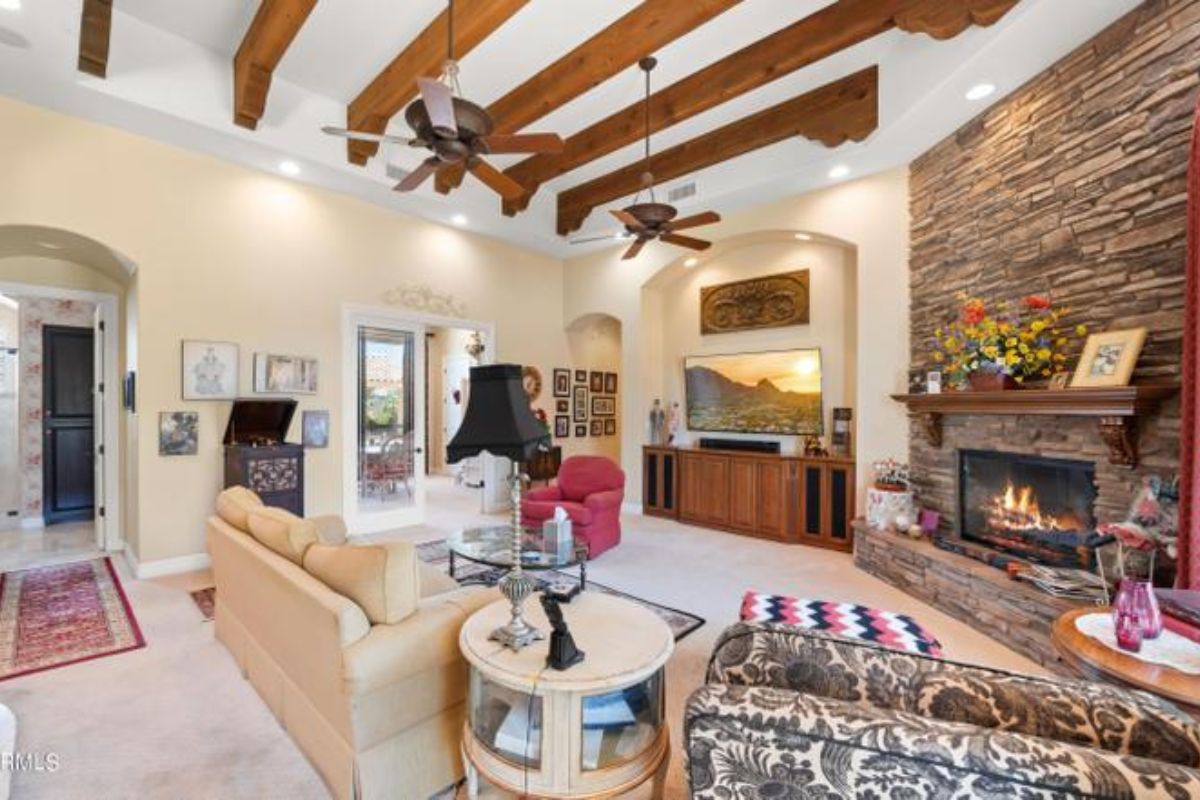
[958,450,1097,567]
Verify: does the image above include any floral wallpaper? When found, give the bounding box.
[17,297,96,520]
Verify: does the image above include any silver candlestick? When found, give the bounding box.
[489,459,543,650]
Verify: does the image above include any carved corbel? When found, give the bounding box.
[1097,416,1137,468]
[916,412,942,448]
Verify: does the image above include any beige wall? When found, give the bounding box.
[563,169,911,506]
[654,239,856,452]
[563,314,622,463]
[0,96,570,565]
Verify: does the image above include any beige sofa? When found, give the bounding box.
[207,487,499,800]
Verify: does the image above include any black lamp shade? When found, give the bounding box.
[446,364,550,464]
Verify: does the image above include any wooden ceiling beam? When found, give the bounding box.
[233,0,319,130]
[556,66,878,236]
[345,0,529,166]
[78,0,113,78]
[504,0,1018,215]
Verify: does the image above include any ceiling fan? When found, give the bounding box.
[322,0,563,200]
[571,57,720,261]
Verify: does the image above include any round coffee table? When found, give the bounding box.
[1052,607,1200,719]
[460,593,674,799]
[448,524,589,589]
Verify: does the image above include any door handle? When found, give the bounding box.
[414,447,424,454]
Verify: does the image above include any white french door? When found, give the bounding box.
[343,309,426,533]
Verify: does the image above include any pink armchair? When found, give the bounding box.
[521,456,625,559]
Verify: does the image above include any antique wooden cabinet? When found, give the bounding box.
[644,446,855,552]
[223,399,304,516]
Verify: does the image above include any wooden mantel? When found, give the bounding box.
[891,385,1178,468]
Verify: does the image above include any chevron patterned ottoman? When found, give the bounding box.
[739,591,943,657]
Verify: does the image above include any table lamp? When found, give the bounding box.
[447,364,551,650]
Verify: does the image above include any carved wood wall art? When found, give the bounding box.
[699,270,810,335]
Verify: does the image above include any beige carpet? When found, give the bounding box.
[1,477,1044,799]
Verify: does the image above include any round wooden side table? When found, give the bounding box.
[1051,607,1200,720]
[459,592,674,799]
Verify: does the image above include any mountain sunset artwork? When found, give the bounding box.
[684,349,823,435]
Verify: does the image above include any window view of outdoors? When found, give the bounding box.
[358,327,415,510]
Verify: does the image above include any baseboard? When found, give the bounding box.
[19,516,45,530]
[621,501,643,516]
[131,552,212,580]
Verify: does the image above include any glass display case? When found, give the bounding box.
[469,671,543,769]
[580,668,664,771]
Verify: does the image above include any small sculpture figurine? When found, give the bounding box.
[666,401,680,444]
[649,399,666,445]
[540,594,584,671]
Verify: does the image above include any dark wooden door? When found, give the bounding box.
[728,457,757,532]
[43,325,95,524]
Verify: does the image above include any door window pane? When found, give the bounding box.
[358,327,415,512]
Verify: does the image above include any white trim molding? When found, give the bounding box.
[621,502,644,516]
[127,551,211,580]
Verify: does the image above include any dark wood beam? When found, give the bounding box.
[345,0,529,166]
[556,67,878,235]
[233,0,318,130]
[78,0,113,78]
[504,0,1019,215]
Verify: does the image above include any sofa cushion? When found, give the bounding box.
[215,486,264,532]
[304,541,420,625]
[246,507,318,565]
[739,592,943,657]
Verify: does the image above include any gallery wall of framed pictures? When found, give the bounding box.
[548,365,618,441]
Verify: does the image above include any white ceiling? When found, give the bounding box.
[0,0,1141,258]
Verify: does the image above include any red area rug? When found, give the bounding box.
[0,557,145,682]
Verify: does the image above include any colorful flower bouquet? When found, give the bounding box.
[872,459,910,492]
[931,293,1085,389]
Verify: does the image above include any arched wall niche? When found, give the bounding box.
[564,312,622,463]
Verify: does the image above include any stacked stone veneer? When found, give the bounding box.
[908,0,1200,531]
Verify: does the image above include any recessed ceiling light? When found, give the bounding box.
[450,213,468,226]
[828,164,850,180]
[965,83,996,101]
[794,233,812,241]
[35,240,63,250]
[684,257,699,268]
[0,0,21,12]
[278,160,300,176]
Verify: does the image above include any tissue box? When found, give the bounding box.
[543,514,574,562]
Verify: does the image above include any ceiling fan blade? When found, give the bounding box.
[468,158,526,200]
[661,233,712,251]
[479,133,565,154]
[665,211,721,232]
[571,233,624,245]
[417,77,458,138]
[393,158,441,192]
[621,239,647,260]
[321,126,414,146]
[609,208,645,231]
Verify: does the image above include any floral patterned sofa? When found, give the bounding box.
[685,621,1200,798]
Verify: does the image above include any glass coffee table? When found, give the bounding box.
[447,525,588,590]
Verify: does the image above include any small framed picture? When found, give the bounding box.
[254,353,318,394]
[159,411,198,456]
[1071,328,1147,388]
[604,418,616,436]
[552,368,570,397]
[573,385,588,422]
[926,370,942,395]
[574,424,587,438]
[589,371,603,393]
[554,415,570,438]
[181,340,238,400]
[590,419,603,437]
[302,410,330,448]
[1048,372,1071,390]
[831,407,852,456]
[591,395,615,416]
[556,399,569,413]
[574,369,587,384]
[603,372,618,394]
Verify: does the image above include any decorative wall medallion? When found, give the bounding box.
[522,366,543,401]
[700,270,810,334]
[381,283,467,318]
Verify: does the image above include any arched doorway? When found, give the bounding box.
[565,313,623,465]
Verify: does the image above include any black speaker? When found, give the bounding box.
[697,438,781,454]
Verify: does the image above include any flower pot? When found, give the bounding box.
[967,372,1019,391]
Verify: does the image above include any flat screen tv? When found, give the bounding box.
[684,349,823,435]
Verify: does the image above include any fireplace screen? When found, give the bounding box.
[958,450,1096,564]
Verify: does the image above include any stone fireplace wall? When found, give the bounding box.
[908,0,1200,531]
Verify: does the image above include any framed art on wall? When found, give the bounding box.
[159,411,198,456]
[554,415,569,438]
[604,372,617,394]
[556,399,569,413]
[591,396,615,416]
[590,419,603,437]
[574,369,587,384]
[575,424,587,437]
[181,340,238,400]
[604,418,616,436]
[254,353,318,394]
[553,369,570,397]
[573,385,588,422]
[302,410,330,448]
[589,371,603,392]
[1070,328,1147,388]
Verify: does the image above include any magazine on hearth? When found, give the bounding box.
[1155,589,1200,627]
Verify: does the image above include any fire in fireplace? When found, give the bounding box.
[959,450,1097,567]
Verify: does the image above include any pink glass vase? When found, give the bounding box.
[1111,579,1134,626]
[1115,606,1144,653]
[1128,580,1163,639]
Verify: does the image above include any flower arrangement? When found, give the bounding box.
[532,407,550,433]
[872,459,910,492]
[931,293,1085,388]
